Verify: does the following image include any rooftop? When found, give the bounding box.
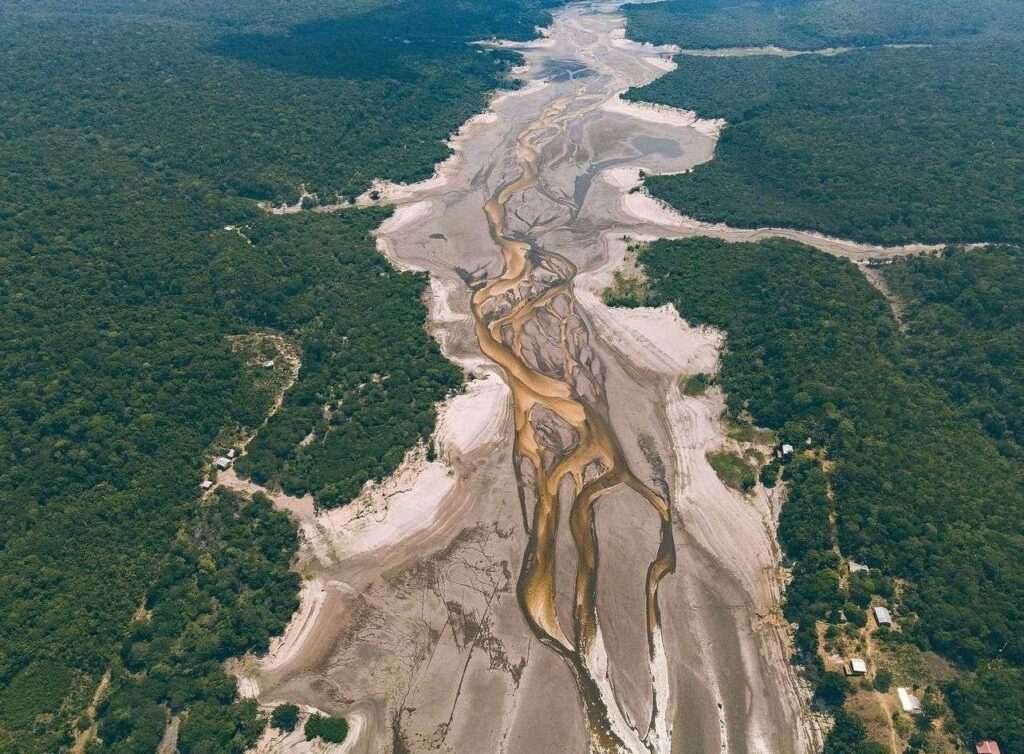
[897,687,921,714]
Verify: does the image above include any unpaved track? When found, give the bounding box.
[243,3,826,752]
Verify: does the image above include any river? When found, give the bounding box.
[242,3,824,752]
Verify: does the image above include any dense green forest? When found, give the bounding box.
[884,247,1024,461]
[5,0,556,202]
[622,0,1021,50]
[625,44,1024,245]
[1,0,554,748]
[613,238,1024,751]
[227,216,462,506]
[95,490,299,753]
[622,0,1024,246]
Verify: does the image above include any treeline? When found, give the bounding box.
[625,42,1024,246]
[622,237,1024,751]
[622,0,1021,50]
[0,142,275,753]
[1,0,556,747]
[4,0,557,204]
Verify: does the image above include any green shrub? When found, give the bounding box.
[305,714,349,744]
[759,458,781,487]
[271,704,300,733]
[706,450,756,492]
[814,672,850,709]
[873,669,893,692]
[681,372,713,396]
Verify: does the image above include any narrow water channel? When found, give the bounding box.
[247,4,821,752]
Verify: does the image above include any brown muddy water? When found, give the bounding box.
[238,3,825,753]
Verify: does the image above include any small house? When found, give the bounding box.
[214,456,232,471]
[848,560,870,574]
[847,658,867,676]
[227,448,237,459]
[199,480,214,490]
[262,360,275,369]
[976,742,1002,754]
[897,687,921,714]
[873,606,893,627]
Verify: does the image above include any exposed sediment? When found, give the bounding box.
[240,3,829,752]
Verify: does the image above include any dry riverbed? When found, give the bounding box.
[231,3,852,752]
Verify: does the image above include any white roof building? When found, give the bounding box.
[781,443,795,455]
[849,658,868,675]
[199,480,214,490]
[214,456,232,471]
[897,687,922,714]
[873,606,893,626]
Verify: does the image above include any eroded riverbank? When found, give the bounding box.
[239,4,826,752]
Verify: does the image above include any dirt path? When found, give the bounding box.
[212,332,309,509]
[70,670,111,754]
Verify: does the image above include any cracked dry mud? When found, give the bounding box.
[244,3,825,752]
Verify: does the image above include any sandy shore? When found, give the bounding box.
[575,254,721,377]
[315,455,456,559]
[676,45,853,58]
[258,578,329,675]
[355,78,551,209]
[601,94,725,136]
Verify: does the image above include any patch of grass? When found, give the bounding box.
[706,450,757,492]
[603,270,650,307]
[877,634,958,688]
[681,372,714,396]
[726,421,776,445]
[743,447,766,465]
[845,690,895,752]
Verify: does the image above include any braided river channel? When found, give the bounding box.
[242,3,825,752]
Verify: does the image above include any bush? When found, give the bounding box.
[814,672,850,709]
[706,450,757,492]
[846,604,867,628]
[271,704,300,733]
[760,458,782,488]
[681,372,713,396]
[305,714,348,744]
[873,669,893,692]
